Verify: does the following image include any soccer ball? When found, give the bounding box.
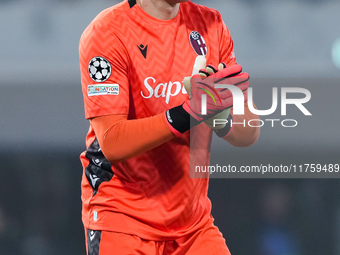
[88,57,112,82]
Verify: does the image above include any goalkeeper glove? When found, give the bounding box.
[184,60,232,129]
[165,60,249,136]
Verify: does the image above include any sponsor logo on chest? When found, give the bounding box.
[138,31,208,104]
[141,77,187,104]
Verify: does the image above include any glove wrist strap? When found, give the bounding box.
[214,114,234,138]
[165,105,201,135]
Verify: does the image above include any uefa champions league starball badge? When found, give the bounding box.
[88,57,112,83]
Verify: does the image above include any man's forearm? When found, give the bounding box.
[91,114,175,163]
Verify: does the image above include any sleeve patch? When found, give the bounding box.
[88,57,112,82]
[87,84,119,96]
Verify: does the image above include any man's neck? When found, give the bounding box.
[136,0,180,20]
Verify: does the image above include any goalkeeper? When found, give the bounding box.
[79,0,260,254]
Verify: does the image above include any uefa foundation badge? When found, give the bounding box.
[87,84,119,97]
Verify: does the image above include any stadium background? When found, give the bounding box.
[0,0,340,254]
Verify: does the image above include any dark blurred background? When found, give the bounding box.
[0,0,340,254]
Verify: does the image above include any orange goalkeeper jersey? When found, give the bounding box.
[79,0,237,240]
